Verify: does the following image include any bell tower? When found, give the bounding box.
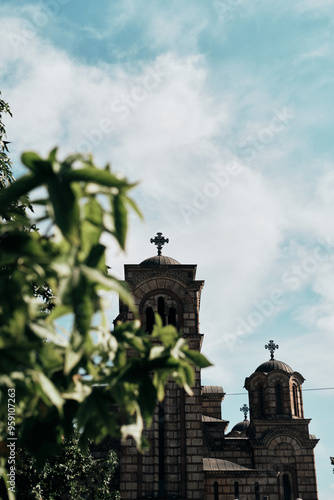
[118,233,205,499]
[244,340,319,500]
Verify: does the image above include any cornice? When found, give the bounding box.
[250,425,318,449]
[204,468,276,477]
[249,417,311,427]
[125,268,204,290]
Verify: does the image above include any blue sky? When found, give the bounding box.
[1,0,334,496]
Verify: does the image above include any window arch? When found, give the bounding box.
[146,307,155,334]
[158,296,166,325]
[276,382,283,414]
[283,473,292,500]
[168,306,176,326]
[214,481,219,500]
[234,481,239,499]
[293,384,299,416]
[259,384,265,417]
[255,481,260,500]
[158,403,165,496]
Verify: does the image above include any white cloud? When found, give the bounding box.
[3,8,333,350]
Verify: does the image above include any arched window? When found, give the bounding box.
[283,473,292,500]
[158,297,166,325]
[259,384,265,417]
[168,306,176,326]
[255,482,260,500]
[214,481,219,500]
[146,307,155,334]
[234,481,239,499]
[293,384,299,416]
[158,403,165,496]
[276,383,283,414]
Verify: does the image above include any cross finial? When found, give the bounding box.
[330,457,334,474]
[240,404,249,421]
[265,339,279,360]
[150,232,169,256]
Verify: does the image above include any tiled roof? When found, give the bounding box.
[139,255,181,266]
[203,458,251,472]
[201,385,225,395]
[202,415,228,423]
[231,419,250,432]
[255,358,293,373]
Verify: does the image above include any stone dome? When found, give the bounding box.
[139,255,181,266]
[231,420,250,433]
[255,358,293,374]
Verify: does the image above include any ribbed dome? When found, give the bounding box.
[139,255,181,266]
[231,420,250,433]
[255,358,293,374]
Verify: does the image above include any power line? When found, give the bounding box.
[226,392,248,396]
[303,387,334,392]
[226,387,334,396]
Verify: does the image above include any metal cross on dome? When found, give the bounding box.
[265,339,279,360]
[240,404,249,421]
[150,232,169,256]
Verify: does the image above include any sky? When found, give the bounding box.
[1,0,334,496]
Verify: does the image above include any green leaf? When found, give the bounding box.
[62,379,92,402]
[113,194,127,250]
[120,402,143,448]
[48,147,58,163]
[183,348,212,368]
[63,168,137,190]
[21,151,53,175]
[149,345,165,360]
[64,348,84,375]
[153,313,162,329]
[30,370,64,413]
[123,194,144,220]
[47,176,80,244]
[85,243,105,269]
[153,324,178,347]
[28,321,68,346]
[47,303,73,321]
[80,265,137,314]
[85,197,103,226]
[122,332,146,352]
[0,173,41,213]
[80,199,104,256]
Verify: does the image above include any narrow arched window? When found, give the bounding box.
[168,306,176,326]
[255,482,260,500]
[146,307,155,334]
[234,481,239,499]
[158,403,165,496]
[158,297,166,325]
[214,481,219,500]
[283,473,292,500]
[293,384,299,416]
[259,384,265,417]
[276,383,283,414]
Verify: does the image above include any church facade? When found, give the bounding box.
[115,234,319,500]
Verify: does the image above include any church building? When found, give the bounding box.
[115,233,319,500]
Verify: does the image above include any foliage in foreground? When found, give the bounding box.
[0,93,31,219]
[0,148,211,498]
[0,93,13,189]
[14,432,120,500]
[0,430,119,500]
